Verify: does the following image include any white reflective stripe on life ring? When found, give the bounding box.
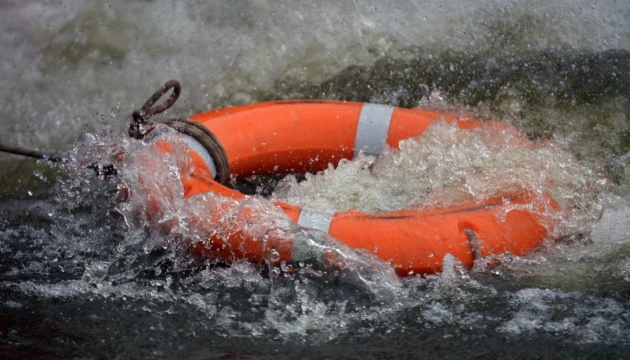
[354,103,394,158]
[181,133,218,179]
[297,207,335,233]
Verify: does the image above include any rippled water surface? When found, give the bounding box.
[1,1,630,359]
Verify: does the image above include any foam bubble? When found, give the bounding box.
[497,288,628,344]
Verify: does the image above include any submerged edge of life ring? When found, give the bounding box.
[153,100,560,276]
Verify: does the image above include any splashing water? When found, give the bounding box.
[2,1,630,357]
[2,90,627,359]
[70,126,401,299]
[272,115,606,239]
[54,103,610,317]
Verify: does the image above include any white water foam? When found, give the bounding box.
[272,115,605,239]
[497,288,628,344]
[70,126,401,298]
[1,1,629,349]
[1,0,628,153]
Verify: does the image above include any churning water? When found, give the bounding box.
[1,1,630,358]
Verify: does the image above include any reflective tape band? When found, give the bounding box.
[181,133,218,179]
[297,207,335,233]
[354,103,394,158]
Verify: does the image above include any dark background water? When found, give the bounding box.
[1,1,630,358]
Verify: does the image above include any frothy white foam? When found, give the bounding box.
[1,0,628,153]
[272,118,604,239]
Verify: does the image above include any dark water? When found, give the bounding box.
[1,1,630,359]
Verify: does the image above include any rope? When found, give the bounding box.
[128,80,229,184]
[0,80,229,184]
[0,143,65,162]
[129,80,181,140]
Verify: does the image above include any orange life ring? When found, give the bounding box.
[153,100,559,276]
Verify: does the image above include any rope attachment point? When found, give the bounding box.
[128,80,229,184]
[129,80,181,140]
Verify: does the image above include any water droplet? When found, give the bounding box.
[269,248,281,263]
[168,164,179,178]
[33,171,48,182]
[109,105,120,117]
[309,264,323,277]
[280,261,293,273]
[270,267,281,279]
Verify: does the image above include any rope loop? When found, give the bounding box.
[136,80,181,122]
[129,80,181,139]
[128,80,229,183]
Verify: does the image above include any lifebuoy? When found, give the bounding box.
[149,100,559,276]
